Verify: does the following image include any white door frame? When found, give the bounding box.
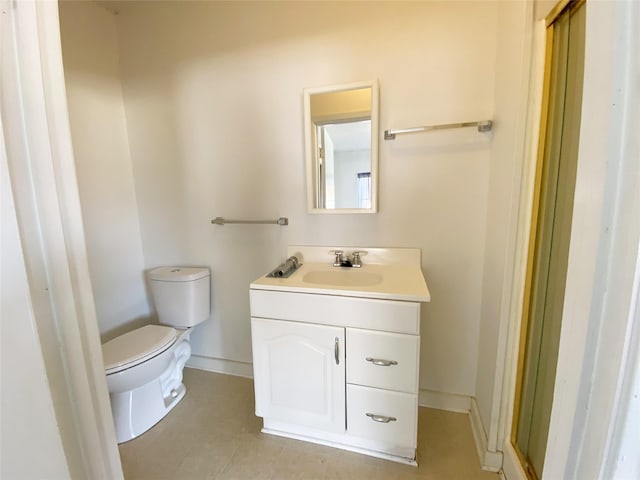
[1,1,122,477]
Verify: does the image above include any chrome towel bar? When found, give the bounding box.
[384,119,492,140]
[211,217,289,226]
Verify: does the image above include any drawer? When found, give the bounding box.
[346,384,417,448]
[347,329,419,393]
[250,289,420,334]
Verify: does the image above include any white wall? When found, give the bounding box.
[59,1,150,341]
[334,149,370,208]
[475,0,533,447]
[107,1,498,396]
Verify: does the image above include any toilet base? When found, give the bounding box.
[111,378,186,444]
[109,335,192,444]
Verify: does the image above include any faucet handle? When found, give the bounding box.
[329,250,344,265]
[351,250,367,267]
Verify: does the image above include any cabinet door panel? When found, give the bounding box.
[251,318,345,433]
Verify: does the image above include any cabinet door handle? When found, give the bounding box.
[366,413,397,423]
[365,357,398,367]
[334,337,340,365]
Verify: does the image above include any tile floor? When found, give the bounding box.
[119,368,499,480]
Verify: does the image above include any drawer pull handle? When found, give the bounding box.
[365,357,398,367]
[366,413,397,423]
[334,337,340,365]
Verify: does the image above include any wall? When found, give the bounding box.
[334,149,370,208]
[59,1,150,341]
[474,0,533,450]
[57,1,501,397]
[110,1,498,396]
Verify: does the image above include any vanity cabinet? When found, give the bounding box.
[250,289,422,465]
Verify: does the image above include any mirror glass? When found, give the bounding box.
[304,81,378,213]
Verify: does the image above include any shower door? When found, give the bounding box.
[512,1,585,479]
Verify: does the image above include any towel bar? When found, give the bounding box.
[384,120,492,140]
[211,217,289,226]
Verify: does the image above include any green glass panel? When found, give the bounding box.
[515,2,585,477]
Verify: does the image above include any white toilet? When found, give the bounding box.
[102,266,210,444]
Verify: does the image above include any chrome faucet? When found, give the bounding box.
[330,250,365,268]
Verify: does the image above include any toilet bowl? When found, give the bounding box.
[102,266,210,443]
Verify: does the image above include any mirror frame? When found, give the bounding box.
[303,80,379,214]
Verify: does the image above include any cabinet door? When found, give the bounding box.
[251,318,346,433]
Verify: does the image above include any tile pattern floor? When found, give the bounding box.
[119,369,499,479]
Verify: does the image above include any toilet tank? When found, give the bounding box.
[148,266,210,328]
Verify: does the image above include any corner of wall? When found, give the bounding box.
[418,389,472,413]
[474,0,540,463]
[470,397,504,472]
[186,355,253,379]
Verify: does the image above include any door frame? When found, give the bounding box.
[1,1,123,478]
[501,1,640,478]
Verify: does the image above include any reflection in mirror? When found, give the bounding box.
[304,81,378,213]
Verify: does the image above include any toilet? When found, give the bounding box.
[102,266,210,443]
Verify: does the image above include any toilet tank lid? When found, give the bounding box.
[102,325,176,373]
[148,266,210,282]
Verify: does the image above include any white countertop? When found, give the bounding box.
[250,262,431,302]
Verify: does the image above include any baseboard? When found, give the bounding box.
[501,441,528,480]
[186,354,253,378]
[418,389,472,413]
[469,397,488,465]
[469,397,503,472]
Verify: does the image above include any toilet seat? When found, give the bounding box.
[103,325,177,375]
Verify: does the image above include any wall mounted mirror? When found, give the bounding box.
[304,80,379,213]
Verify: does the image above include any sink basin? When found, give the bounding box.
[302,270,383,287]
